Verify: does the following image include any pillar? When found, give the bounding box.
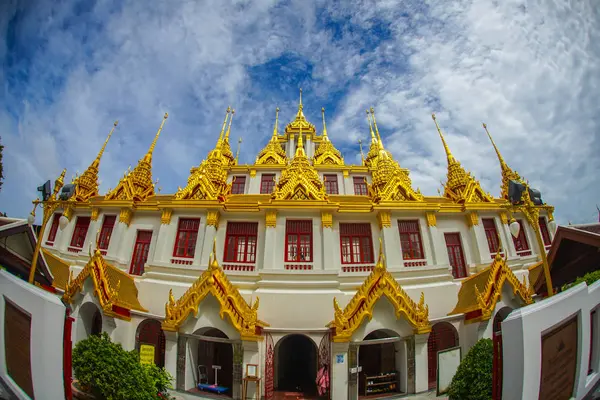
[240,340,259,400]
[406,336,416,394]
[377,211,403,267]
[414,333,430,393]
[498,212,518,257]
[466,211,490,265]
[342,170,352,195]
[287,134,295,159]
[424,212,449,266]
[232,342,243,400]
[110,220,128,260]
[332,341,350,400]
[199,211,219,266]
[263,211,277,269]
[153,209,173,263]
[164,331,179,386]
[322,212,336,270]
[306,135,313,158]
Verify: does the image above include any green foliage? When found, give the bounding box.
[448,338,493,400]
[561,269,600,292]
[72,333,173,400]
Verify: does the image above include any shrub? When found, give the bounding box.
[561,269,600,292]
[447,338,493,400]
[72,332,173,400]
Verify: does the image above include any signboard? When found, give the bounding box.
[437,346,461,395]
[140,344,155,365]
[4,297,34,399]
[538,316,578,400]
[336,354,345,364]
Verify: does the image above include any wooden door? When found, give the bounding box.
[130,230,153,275]
[444,233,467,278]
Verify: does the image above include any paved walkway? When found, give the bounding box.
[168,390,448,400]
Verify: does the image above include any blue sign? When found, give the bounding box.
[336,354,344,364]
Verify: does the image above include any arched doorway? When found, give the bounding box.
[135,319,166,368]
[493,307,513,334]
[275,334,318,395]
[358,330,401,398]
[77,302,102,341]
[196,328,233,396]
[427,322,459,389]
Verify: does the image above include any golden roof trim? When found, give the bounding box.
[42,249,70,291]
[328,239,431,342]
[62,247,147,320]
[161,239,268,340]
[448,251,534,319]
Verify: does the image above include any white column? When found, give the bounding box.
[241,341,259,399]
[342,171,352,195]
[56,215,76,252]
[331,342,349,400]
[306,136,313,158]
[262,211,277,270]
[424,212,448,266]
[378,211,403,267]
[466,212,490,264]
[287,134,295,159]
[199,211,220,266]
[499,220,517,257]
[322,212,335,270]
[414,333,430,393]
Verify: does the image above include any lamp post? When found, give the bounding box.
[506,186,554,297]
[27,169,70,284]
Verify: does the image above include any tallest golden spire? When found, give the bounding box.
[482,123,523,199]
[431,114,492,204]
[143,113,169,163]
[73,120,118,202]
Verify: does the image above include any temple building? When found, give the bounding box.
[39,91,555,399]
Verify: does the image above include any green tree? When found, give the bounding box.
[448,338,493,400]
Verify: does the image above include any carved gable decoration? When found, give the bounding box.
[370,152,423,203]
[162,240,269,340]
[328,240,431,342]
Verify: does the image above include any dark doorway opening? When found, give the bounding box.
[358,330,401,398]
[276,334,318,395]
[196,328,234,397]
[91,309,102,336]
[493,307,513,334]
[136,319,166,368]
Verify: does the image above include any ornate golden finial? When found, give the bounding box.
[321,107,328,139]
[431,113,454,163]
[143,112,168,163]
[273,107,280,138]
[296,121,305,156]
[235,137,242,162]
[375,236,386,270]
[299,88,303,110]
[225,109,235,141]
[209,237,219,269]
[370,107,383,145]
[482,122,523,199]
[94,121,118,167]
[217,107,231,144]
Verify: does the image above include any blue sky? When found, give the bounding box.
[1,0,599,224]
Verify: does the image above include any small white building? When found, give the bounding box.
[41,96,555,399]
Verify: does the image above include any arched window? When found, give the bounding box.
[427,322,459,389]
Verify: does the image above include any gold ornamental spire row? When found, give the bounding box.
[431,113,455,164]
[143,113,169,163]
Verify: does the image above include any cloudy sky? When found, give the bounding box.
[1,0,599,224]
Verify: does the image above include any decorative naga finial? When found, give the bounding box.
[143,113,168,163]
[321,107,329,140]
[224,109,235,142]
[431,113,454,163]
[370,107,383,146]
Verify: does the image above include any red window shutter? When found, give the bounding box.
[398,220,425,260]
[482,218,500,254]
[172,218,200,258]
[538,217,551,246]
[353,177,368,195]
[98,215,117,250]
[130,230,153,275]
[231,176,246,194]
[47,213,62,243]
[260,174,276,194]
[70,216,91,248]
[324,175,339,195]
[285,220,313,262]
[339,223,373,264]
[223,222,259,263]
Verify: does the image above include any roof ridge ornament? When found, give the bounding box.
[255,107,287,165]
[313,107,344,166]
[482,122,524,200]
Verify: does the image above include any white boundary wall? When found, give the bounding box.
[501,281,600,400]
[0,270,66,400]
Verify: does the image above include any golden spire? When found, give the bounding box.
[143,113,169,163]
[314,107,344,166]
[321,107,328,139]
[284,88,316,137]
[255,107,287,165]
[296,88,305,119]
[370,107,383,146]
[217,107,231,145]
[73,121,118,202]
[224,109,235,142]
[431,114,493,204]
[482,122,523,199]
[431,113,455,164]
[105,113,167,202]
[296,121,305,156]
[367,109,376,142]
[235,137,242,163]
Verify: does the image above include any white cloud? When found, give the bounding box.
[0,0,598,224]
